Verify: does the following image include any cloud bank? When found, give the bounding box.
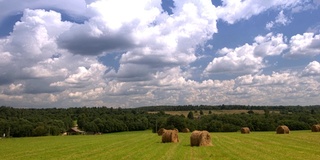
[0,0,319,108]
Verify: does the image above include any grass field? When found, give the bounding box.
[0,130,320,160]
[161,110,280,118]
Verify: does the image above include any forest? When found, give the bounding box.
[0,105,320,137]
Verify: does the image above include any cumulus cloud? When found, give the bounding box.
[204,44,264,75]
[101,0,218,81]
[285,32,320,57]
[230,70,320,105]
[58,0,162,55]
[50,63,107,88]
[204,33,287,75]
[0,0,320,108]
[0,8,108,107]
[302,61,320,76]
[0,1,219,107]
[0,9,72,84]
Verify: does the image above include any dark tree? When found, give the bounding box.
[187,111,194,119]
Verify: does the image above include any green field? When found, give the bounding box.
[1,130,320,160]
[163,109,269,117]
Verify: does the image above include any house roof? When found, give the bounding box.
[67,127,84,133]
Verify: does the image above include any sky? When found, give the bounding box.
[0,0,320,108]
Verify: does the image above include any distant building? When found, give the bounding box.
[66,127,85,135]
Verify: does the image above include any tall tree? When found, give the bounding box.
[187,111,194,119]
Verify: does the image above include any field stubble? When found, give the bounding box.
[0,130,320,160]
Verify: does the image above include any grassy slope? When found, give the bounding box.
[0,130,320,160]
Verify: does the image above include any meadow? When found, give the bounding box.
[163,109,269,117]
[0,130,320,160]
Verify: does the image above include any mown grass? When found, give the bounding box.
[0,130,320,160]
[163,109,272,117]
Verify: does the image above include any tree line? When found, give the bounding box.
[0,105,319,137]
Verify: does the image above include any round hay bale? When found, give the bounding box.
[240,127,250,134]
[276,125,290,134]
[157,128,166,136]
[182,128,190,133]
[311,124,320,132]
[161,130,179,143]
[190,130,212,147]
[190,130,200,146]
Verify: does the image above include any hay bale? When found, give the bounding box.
[182,128,190,133]
[190,130,212,147]
[162,130,179,143]
[240,127,250,134]
[157,128,166,136]
[276,125,290,134]
[311,124,320,132]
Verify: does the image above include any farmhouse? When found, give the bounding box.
[67,127,85,135]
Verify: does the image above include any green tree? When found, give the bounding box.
[248,110,254,114]
[166,115,185,131]
[32,125,47,136]
[187,111,194,119]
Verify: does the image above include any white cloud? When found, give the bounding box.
[254,33,288,57]
[291,0,320,13]
[216,0,301,24]
[58,0,163,55]
[266,22,275,30]
[100,0,218,81]
[0,1,319,108]
[266,10,291,30]
[275,10,291,25]
[204,43,264,75]
[204,33,287,75]
[302,61,320,76]
[0,9,72,84]
[0,9,108,107]
[285,32,320,57]
[50,63,107,88]
[0,0,87,25]
[0,52,12,66]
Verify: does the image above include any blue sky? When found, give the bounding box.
[0,0,319,108]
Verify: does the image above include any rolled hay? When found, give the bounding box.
[162,129,179,143]
[311,124,320,132]
[190,130,212,147]
[240,127,250,134]
[182,128,190,133]
[157,128,166,136]
[276,125,290,134]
